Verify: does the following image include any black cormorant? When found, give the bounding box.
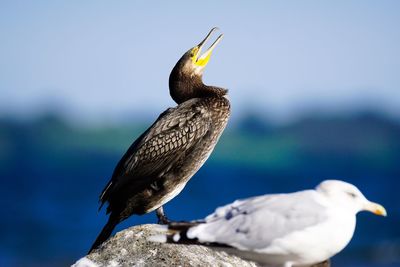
[89,28,230,252]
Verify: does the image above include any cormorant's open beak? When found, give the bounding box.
[192,27,223,67]
[364,201,387,216]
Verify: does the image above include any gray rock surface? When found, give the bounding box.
[74,224,330,267]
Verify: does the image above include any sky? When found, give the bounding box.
[1,1,400,123]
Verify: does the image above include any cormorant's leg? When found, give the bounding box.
[156,206,170,224]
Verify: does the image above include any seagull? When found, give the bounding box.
[153,180,386,267]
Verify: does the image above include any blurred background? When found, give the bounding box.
[1,1,400,266]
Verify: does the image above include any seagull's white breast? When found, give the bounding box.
[262,208,356,266]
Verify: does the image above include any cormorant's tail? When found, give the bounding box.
[88,215,119,254]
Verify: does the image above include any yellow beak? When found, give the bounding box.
[192,27,224,67]
[364,201,387,216]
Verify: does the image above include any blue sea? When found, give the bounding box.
[0,113,399,266]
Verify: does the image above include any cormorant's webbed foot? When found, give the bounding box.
[156,206,170,224]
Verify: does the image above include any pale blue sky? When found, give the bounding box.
[1,1,399,123]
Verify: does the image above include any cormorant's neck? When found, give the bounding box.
[169,73,227,104]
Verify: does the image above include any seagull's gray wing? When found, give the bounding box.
[187,190,328,251]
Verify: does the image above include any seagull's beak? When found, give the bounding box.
[364,201,387,216]
[191,27,224,67]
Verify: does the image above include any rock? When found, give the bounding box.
[74,224,330,267]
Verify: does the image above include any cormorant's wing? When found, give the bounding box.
[187,190,328,251]
[99,98,212,207]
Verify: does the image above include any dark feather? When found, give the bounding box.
[99,98,215,210]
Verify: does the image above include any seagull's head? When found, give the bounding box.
[316,180,387,216]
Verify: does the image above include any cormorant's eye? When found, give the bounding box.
[190,48,198,58]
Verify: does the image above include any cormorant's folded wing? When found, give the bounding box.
[99,98,212,206]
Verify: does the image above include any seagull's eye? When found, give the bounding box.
[347,192,357,198]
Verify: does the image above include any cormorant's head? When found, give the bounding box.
[182,27,223,76]
[169,28,225,104]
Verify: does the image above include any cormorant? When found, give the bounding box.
[89,28,230,253]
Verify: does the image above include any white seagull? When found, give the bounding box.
[153,180,386,267]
